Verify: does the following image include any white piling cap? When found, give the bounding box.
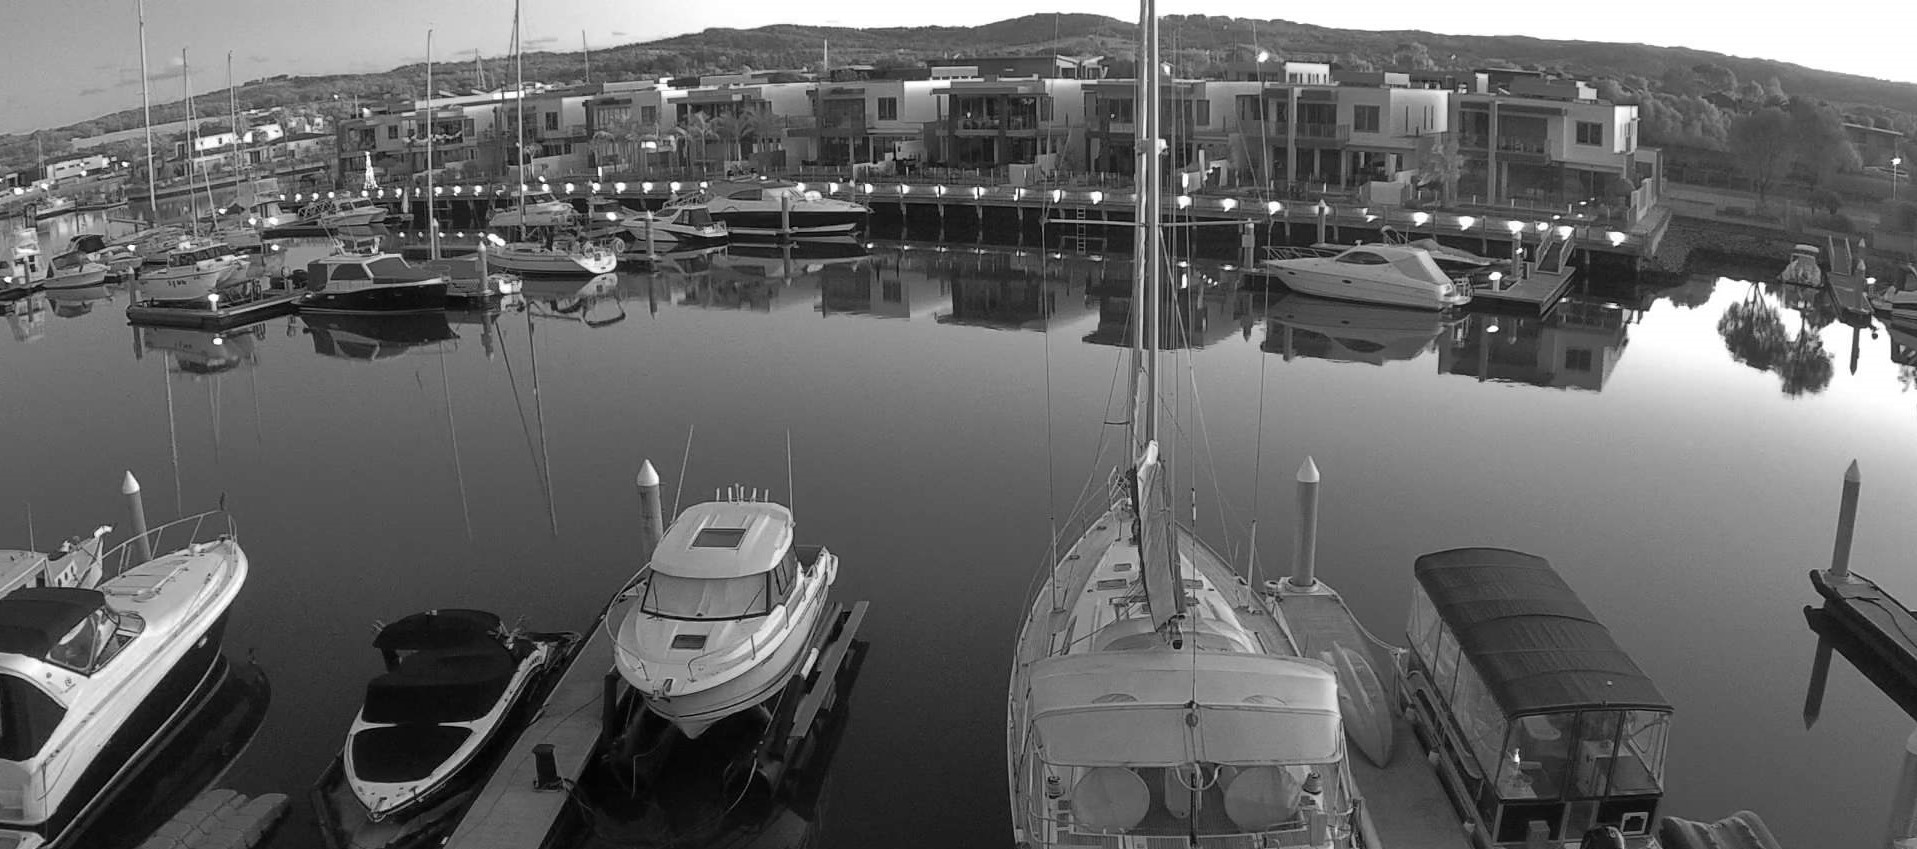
[636,460,660,487]
[1845,459,1860,483]
[121,471,141,495]
[1296,456,1320,484]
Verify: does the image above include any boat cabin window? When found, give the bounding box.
[1334,251,1390,265]
[1035,758,1347,837]
[727,189,763,201]
[0,675,65,760]
[771,552,797,599]
[640,572,770,620]
[684,208,714,226]
[330,263,371,281]
[45,608,119,674]
[1491,708,1667,803]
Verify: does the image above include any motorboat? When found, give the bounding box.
[0,508,248,840]
[0,527,110,597]
[1400,548,1672,844]
[615,202,728,248]
[299,237,449,314]
[1009,7,1370,848]
[112,226,190,267]
[31,196,74,221]
[1258,292,1462,366]
[611,494,840,739]
[697,181,869,238]
[40,257,109,292]
[486,189,575,229]
[485,234,618,278]
[1261,243,1471,310]
[1316,225,1504,271]
[1780,243,1822,287]
[133,238,249,304]
[304,196,389,229]
[340,609,574,822]
[303,312,456,362]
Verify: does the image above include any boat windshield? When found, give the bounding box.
[1033,760,1348,837]
[640,572,770,620]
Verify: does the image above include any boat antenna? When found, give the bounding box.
[672,423,695,516]
[785,429,795,515]
[513,0,526,229]
[136,0,157,227]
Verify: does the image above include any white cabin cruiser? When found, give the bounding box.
[0,511,247,842]
[618,202,728,247]
[611,496,838,739]
[303,197,388,229]
[698,182,869,238]
[342,609,573,822]
[0,527,110,597]
[1262,243,1471,310]
[134,239,248,304]
[487,190,575,229]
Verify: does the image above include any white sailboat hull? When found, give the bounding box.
[486,244,617,277]
[317,209,386,228]
[134,266,227,302]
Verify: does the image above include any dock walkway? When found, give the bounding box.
[126,289,300,329]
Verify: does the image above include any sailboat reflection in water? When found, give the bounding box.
[1007,3,1365,847]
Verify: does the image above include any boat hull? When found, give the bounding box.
[1262,265,1463,310]
[300,282,449,315]
[637,607,825,740]
[709,209,866,238]
[132,266,227,303]
[40,266,109,291]
[319,210,388,228]
[486,249,618,278]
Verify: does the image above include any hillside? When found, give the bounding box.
[7,13,1916,174]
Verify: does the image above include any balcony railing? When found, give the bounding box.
[1496,137,1549,155]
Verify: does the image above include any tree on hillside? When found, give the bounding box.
[1728,107,1792,205]
[1786,98,1858,185]
[1692,63,1737,93]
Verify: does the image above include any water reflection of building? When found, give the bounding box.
[1254,292,1463,366]
[4,293,48,342]
[302,312,457,361]
[1438,295,1635,390]
[135,324,265,375]
[1085,284,1238,349]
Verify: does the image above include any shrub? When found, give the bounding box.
[1891,201,1917,233]
[1808,212,1855,233]
[1808,187,1843,215]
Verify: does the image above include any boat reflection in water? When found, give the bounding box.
[302,313,457,362]
[557,633,870,849]
[678,240,874,313]
[1252,291,1464,366]
[0,656,270,849]
[45,284,113,319]
[1083,265,1237,350]
[135,324,266,376]
[525,274,626,330]
[1437,294,1636,391]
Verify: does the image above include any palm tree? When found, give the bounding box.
[672,112,718,175]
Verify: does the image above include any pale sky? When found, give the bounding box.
[4,0,1910,136]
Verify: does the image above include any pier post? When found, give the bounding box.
[780,192,792,239]
[636,460,666,562]
[1240,220,1255,268]
[1315,202,1328,245]
[123,471,153,564]
[1289,457,1320,589]
[644,212,657,264]
[1803,631,1832,728]
[1888,728,1917,847]
[1830,460,1861,581]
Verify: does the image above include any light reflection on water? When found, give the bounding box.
[2,226,1915,849]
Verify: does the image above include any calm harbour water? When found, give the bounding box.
[5,209,1916,849]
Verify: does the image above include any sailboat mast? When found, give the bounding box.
[581,30,590,84]
[136,0,157,224]
[1141,0,1161,446]
[427,29,440,259]
[183,48,198,235]
[513,0,526,221]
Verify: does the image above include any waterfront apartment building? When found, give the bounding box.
[1449,70,1640,207]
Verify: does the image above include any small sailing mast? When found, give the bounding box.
[1130,0,1182,636]
[425,29,440,259]
[182,48,199,236]
[512,0,527,230]
[136,0,158,226]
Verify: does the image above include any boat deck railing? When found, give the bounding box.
[100,509,237,579]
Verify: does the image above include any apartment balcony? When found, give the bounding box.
[1495,136,1552,162]
[1459,134,1490,150]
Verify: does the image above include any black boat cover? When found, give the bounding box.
[1415,548,1671,716]
[352,724,474,783]
[362,637,515,725]
[0,588,104,659]
[373,609,502,651]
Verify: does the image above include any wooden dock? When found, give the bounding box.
[1468,233,1578,316]
[126,290,301,329]
[1810,568,1917,710]
[1274,585,1474,849]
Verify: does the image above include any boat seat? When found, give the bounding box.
[1073,767,1149,831]
[1222,765,1301,831]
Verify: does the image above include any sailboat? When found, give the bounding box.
[1006,4,1365,847]
[485,0,617,278]
[414,29,522,302]
[135,48,249,305]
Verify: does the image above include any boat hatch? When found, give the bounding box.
[1407,548,1671,842]
[692,528,748,549]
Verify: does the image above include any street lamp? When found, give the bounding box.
[1894,156,1903,200]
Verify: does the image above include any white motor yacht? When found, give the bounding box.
[698,181,869,238]
[0,527,110,597]
[1261,243,1471,310]
[342,609,573,822]
[133,239,249,304]
[611,496,839,739]
[0,510,248,841]
[486,235,618,278]
[618,202,728,247]
[304,197,389,229]
[487,189,576,229]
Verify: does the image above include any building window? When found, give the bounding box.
[1564,348,1593,372]
[1237,95,1263,122]
[1353,105,1381,134]
[641,105,658,125]
[1040,97,1053,121]
[545,112,560,131]
[387,125,398,140]
[1576,121,1603,146]
[878,97,898,121]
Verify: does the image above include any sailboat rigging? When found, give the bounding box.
[1005,0,1367,845]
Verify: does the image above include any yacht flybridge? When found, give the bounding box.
[0,507,247,842]
[1007,3,1366,846]
[611,491,838,739]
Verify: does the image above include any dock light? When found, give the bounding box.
[564,182,575,193]
[1555,225,1573,240]
[1220,198,1237,212]
[1050,252,1064,260]
[829,182,840,194]
[1176,259,1190,268]
[1457,216,1475,230]
[698,181,709,189]
[972,186,984,199]
[668,182,681,192]
[1364,214,1378,223]
[457,232,466,238]
[1505,220,1524,235]
[1089,191,1104,205]
[862,183,875,194]
[1267,201,1281,215]
[591,182,601,192]
[1013,188,1025,201]
[1176,195,1192,209]
[1052,189,1065,204]
[361,190,370,198]
[487,233,506,246]
[247,217,258,227]
[538,176,548,183]
[1606,230,1626,247]
[376,188,386,198]
[435,187,444,196]
[278,193,286,201]
[794,182,808,193]
[327,191,336,199]
[615,182,627,192]
[606,212,619,221]
[899,184,911,194]
[1486,321,1500,334]
[474,185,484,194]
[935,185,948,197]
[207,292,220,307]
[1487,271,1503,282]
[1412,211,1430,226]
[1535,221,1550,232]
